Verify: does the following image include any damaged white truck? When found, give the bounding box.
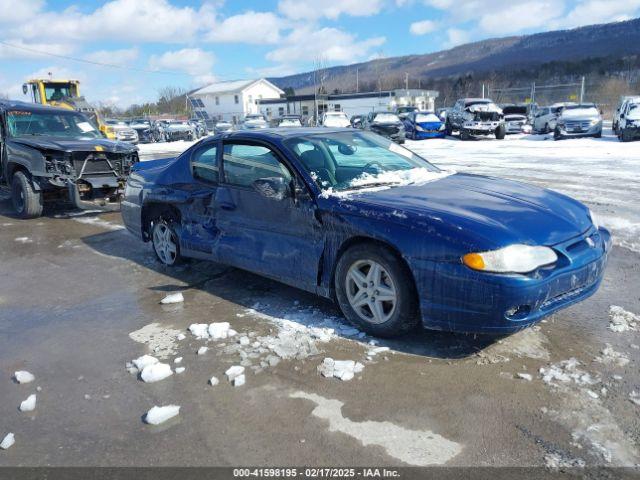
[0,100,138,218]
[445,98,506,140]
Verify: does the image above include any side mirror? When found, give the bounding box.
[22,84,28,95]
[252,177,291,201]
[338,143,357,155]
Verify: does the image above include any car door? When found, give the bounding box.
[179,141,221,258]
[213,139,323,292]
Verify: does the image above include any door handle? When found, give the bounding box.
[219,202,236,211]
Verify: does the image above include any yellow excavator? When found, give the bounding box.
[22,79,116,139]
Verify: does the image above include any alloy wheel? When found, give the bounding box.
[346,260,397,324]
[153,223,178,265]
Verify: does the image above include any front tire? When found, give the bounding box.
[335,244,419,338]
[460,129,471,141]
[495,124,506,140]
[553,127,562,141]
[151,219,183,266]
[11,171,43,219]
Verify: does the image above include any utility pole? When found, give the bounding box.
[579,76,585,103]
[404,72,409,91]
[482,83,485,99]
[356,68,359,93]
[531,82,536,104]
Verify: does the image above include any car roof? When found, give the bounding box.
[221,127,351,139]
[463,98,493,105]
[0,99,81,115]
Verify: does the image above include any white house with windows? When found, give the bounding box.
[188,78,284,124]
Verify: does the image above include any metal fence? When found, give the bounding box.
[486,78,586,106]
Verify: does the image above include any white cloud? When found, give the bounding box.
[278,0,385,20]
[478,1,559,34]
[0,39,75,60]
[0,0,44,23]
[83,48,139,66]
[267,26,385,64]
[149,48,215,79]
[553,0,640,29]
[410,20,437,35]
[206,11,283,44]
[10,0,214,43]
[444,28,472,48]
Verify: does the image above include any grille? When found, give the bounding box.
[71,152,136,178]
[564,120,591,131]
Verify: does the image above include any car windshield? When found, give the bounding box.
[246,115,265,121]
[373,113,400,123]
[280,118,302,126]
[7,110,102,139]
[284,131,441,192]
[415,113,440,123]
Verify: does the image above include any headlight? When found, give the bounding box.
[415,125,424,132]
[590,119,599,125]
[462,244,557,273]
[588,209,600,229]
[439,124,445,131]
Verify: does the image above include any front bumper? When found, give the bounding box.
[621,125,640,140]
[410,227,611,334]
[462,121,501,135]
[557,122,602,138]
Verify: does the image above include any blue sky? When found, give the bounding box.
[1,0,639,107]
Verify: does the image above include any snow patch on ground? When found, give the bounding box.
[129,323,182,358]
[490,328,550,361]
[14,237,33,243]
[160,292,184,304]
[14,371,35,384]
[608,306,638,332]
[145,405,180,425]
[539,358,599,387]
[290,391,462,466]
[594,344,630,367]
[140,363,173,383]
[72,216,125,231]
[19,394,36,412]
[317,358,364,381]
[0,433,15,450]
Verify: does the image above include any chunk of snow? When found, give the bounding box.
[0,433,15,450]
[239,336,250,346]
[225,365,245,382]
[517,373,533,381]
[608,306,638,332]
[188,323,209,339]
[368,346,390,355]
[539,358,598,386]
[176,333,186,341]
[209,376,219,386]
[14,237,33,243]
[145,405,180,425]
[160,292,184,304]
[585,389,599,399]
[317,358,364,381]
[140,363,173,383]
[232,374,245,387]
[19,394,36,412]
[630,391,640,406]
[228,329,237,337]
[594,344,629,367]
[208,322,231,339]
[132,355,158,370]
[174,357,183,364]
[197,346,208,355]
[175,367,185,374]
[14,371,35,384]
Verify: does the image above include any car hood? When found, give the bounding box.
[626,109,640,121]
[505,114,527,121]
[10,136,137,153]
[167,124,192,131]
[327,173,591,247]
[560,109,600,120]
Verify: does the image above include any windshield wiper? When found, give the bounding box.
[344,181,401,191]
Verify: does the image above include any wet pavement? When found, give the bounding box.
[0,146,639,467]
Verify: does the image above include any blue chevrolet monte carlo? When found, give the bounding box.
[403,111,446,139]
[122,128,610,338]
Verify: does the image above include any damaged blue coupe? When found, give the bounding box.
[122,129,610,337]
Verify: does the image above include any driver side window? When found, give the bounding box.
[191,144,219,183]
[222,143,291,188]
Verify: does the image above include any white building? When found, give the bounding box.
[188,79,284,124]
[257,89,439,122]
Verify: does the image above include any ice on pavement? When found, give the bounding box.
[19,394,37,412]
[517,373,533,381]
[129,323,182,358]
[594,344,630,367]
[132,355,158,370]
[630,391,640,406]
[539,358,599,386]
[209,322,232,339]
[318,358,365,381]
[140,363,173,383]
[175,367,186,374]
[177,333,186,341]
[608,306,638,332]
[232,374,246,387]
[174,357,183,364]
[160,292,184,304]
[0,433,15,450]
[209,376,219,386]
[14,371,35,384]
[145,405,180,425]
[189,323,209,339]
[225,365,245,382]
[197,346,208,355]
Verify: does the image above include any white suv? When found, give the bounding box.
[532,102,576,134]
[616,97,640,142]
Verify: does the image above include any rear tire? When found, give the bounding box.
[445,121,453,136]
[495,124,506,140]
[553,127,562,141]
[621,129,632,142]
[11,171,43,219]
[335,243,419,338]
[460,129,471,141]
[151,218,183,266]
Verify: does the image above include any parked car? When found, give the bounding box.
[394,106,418,120]
[445,98,505,140]
[278,115,303,128]
[128,119,156,143]
[614,96,640,140]
[104,119,139,144]
[321,111,351,128]
[362,111,405,143]
[242,114,268,130]
[213,121,234,134]
[436,108,450,122]
[402,111,445,139]
[189,119,208,138]
[553,104,602,140]
[0,100,138,218]
[613,96,640,134]
[501,105,532,134]
[165,120,195,141]
[532,103,576,134]
[350,115,364,129]
[122,128,610,337]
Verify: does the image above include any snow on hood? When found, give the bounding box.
[560,108,600,119]
[626,106,640,120]
[320,168,455,198]
[505,114,527,121]
[466,103,502,113]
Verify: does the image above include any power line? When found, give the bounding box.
[0,40,191,76]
